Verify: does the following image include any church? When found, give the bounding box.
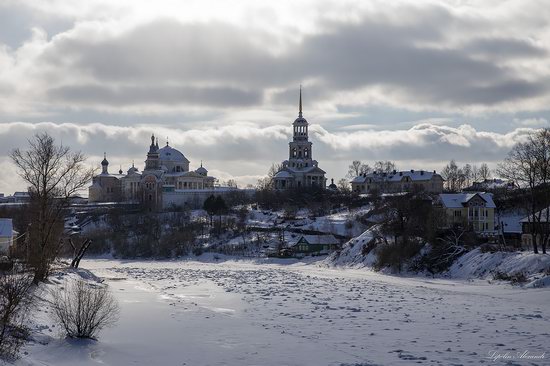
[273,88,327,189]
[89,135,225,210]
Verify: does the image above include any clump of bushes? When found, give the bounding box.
[492,271,527,284]
[0,272,34,360]
[50,279,119,339]
[374,239,424,272]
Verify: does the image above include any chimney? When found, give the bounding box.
[433,170,436,174]
[420,170,424,175]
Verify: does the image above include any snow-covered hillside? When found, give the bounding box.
[325,227,378,268]
[326,228,550,286]
[448,248,550,286]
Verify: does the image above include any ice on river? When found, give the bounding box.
[16,259,550,366]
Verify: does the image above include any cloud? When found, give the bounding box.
[515,117,549,127]
[48,84,262,108]
[0,120,536,194]
[0,1,549,120]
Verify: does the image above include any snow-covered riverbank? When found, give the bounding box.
[14,259,550,366]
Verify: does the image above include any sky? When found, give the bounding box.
[1,0,550,193]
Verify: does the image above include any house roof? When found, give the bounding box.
[439,192,496,209]
[352,170,441,184]
[500,215,523,233]
[274,170,294,179]
[158,144,190,164]
[520,208,550,223]
[0,219,13,237]
[291,234,339,246]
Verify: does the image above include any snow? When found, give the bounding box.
[14,258,550,365]
[439,192,496,208]
[498,213,523,233]
[447,248,550,281]
[326,227,378,268]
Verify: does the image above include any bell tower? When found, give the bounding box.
[145,134,160,171]
[288,86,313,167]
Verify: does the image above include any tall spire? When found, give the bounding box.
[298,84,302,118]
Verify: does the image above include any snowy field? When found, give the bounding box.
[16,259,550,366]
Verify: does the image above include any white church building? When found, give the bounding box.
[89,135,237,210]
[273,88,326,189]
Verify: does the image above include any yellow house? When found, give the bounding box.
[437,193,496,234]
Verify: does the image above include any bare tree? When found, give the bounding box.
[337,178,351,193]
[225,179,238,188]
[68,237,93,269]
[441,160,460,191]
[10,133,95,283]
[257,163,283,190]
[471,164,480,182]
[498,128,550,254]
[0,272,34,360]
[374,161,396,174]
[479,163,491,180]
[346,160,371,179]
[49,279,119,339]
[462,164,472,188]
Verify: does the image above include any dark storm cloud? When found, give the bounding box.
[34,7,549,111]
[464,37,547,58]
[44,19,286,86]
[48,84,261,107]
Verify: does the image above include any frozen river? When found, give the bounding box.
[19,259,550,365]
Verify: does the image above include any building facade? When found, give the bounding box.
[273,88,326,190]
[436,192,496,235]
[89,135,227,210]
[519,208,550,250]
[0,218,14,254]
[351,170,444,194]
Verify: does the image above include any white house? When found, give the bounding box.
[351,170,444,194]
[0,218,14,254]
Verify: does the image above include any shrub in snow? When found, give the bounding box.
[0,272,34,360]
[374,239,424,272]
[50,279,119,339]
[492,271,527,284]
